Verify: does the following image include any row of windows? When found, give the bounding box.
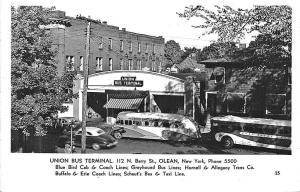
[116,119,184,129]
[207,92,287,116]
[66,55,162,72]
[214,124,291,136]
[99,37,156,53]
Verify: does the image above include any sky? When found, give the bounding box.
[7,0,272,50]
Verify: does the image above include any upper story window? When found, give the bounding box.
[152,44,155,53]
[109,38,112,50]
[96,57,103,71]
[128,59,133,70]
[137,60,142,70]
[151,61,156,71]
[99,37,103,49]
[226,93,246,114]
[109,58,113,71]
[66,56,75,71]
[138,42,141,53]
[129,41,133,52]
[159,61,162,72]
[210,67,225,83]
[288,67,291,85]
[79,56,84,71]
[120,40,124,52]
[120,59,124,70]
[145,43,148,53]
[265,94,287,115]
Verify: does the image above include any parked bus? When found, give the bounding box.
[113,112,201,141]
[210,115,291,151]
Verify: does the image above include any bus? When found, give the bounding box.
[210,115,291,151]
[113,111,201,141]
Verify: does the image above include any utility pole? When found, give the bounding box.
[81,21,90,153]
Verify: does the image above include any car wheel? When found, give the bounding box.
[113,131,122,139]
[221,136,234,149]
[92,143,101,151]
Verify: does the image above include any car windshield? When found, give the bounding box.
[96,129,105,135]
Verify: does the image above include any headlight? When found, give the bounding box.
[212,122,218,126]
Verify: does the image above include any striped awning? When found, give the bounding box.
[103,98,144,110]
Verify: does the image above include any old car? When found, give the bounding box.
[58,127,118,151]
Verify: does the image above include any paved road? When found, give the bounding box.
[57,137,290,155]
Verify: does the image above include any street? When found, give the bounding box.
[56,137,290,155]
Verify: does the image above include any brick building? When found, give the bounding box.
[46,11,203,123]
[47,11,165,75]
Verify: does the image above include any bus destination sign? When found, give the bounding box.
[114,76,143,87]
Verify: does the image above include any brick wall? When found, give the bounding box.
[50,15,165,75]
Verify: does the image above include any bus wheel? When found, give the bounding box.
[92,143,101,151]
[113,132,122,139]
[221,136,234,149]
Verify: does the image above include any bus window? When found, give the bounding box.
[244,125,254,133]
[278,127,291,136]
[133,121,141,126]
[116,120,122,125]
[144,121,149,126]
[125,120,129,125]
[252,126,263,134]
[128,120,132,125]
[264,126,277,135]
[120,120,124,125]
[162,121,170,128]
[153,121,159,127]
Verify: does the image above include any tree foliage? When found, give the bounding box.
[164,40,183,68]
[177,5,291,46]
[11,6,76,136]
[197,42,237,62]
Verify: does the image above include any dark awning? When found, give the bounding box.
[103,98,144,109]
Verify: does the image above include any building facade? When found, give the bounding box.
[46,11,205,123]
[200,58,291,121]
[48,11,165,75]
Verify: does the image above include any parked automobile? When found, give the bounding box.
[58,127,118,150]
[98,124,126,139]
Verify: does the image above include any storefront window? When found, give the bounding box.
[227,93,246,113]
[265,94,286,115]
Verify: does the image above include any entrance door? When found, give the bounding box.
[153,95,184,114]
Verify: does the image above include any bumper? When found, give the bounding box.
[106,141,118,148]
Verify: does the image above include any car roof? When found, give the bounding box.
[77,127,104,133]
[117,112,187,121]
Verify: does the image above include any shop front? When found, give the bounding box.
[73,71,198,123]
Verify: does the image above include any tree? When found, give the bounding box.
[164,40,183,68]
[178,5,291,48]
[197,42,237,62]
[11,6,76,138]
[181,47,199,61]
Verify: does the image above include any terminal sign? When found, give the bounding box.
[114,76,143,87]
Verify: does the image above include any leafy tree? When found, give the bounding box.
[178,5,291,48]
[197,42,237,62]
[11,6,76,137]
[164,40,183,68]
[181,47,199,61]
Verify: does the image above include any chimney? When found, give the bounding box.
[239,43,246,49]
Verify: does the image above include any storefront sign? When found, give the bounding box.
[114,76,143,87]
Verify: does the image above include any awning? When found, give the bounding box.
[103,98,144,110]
